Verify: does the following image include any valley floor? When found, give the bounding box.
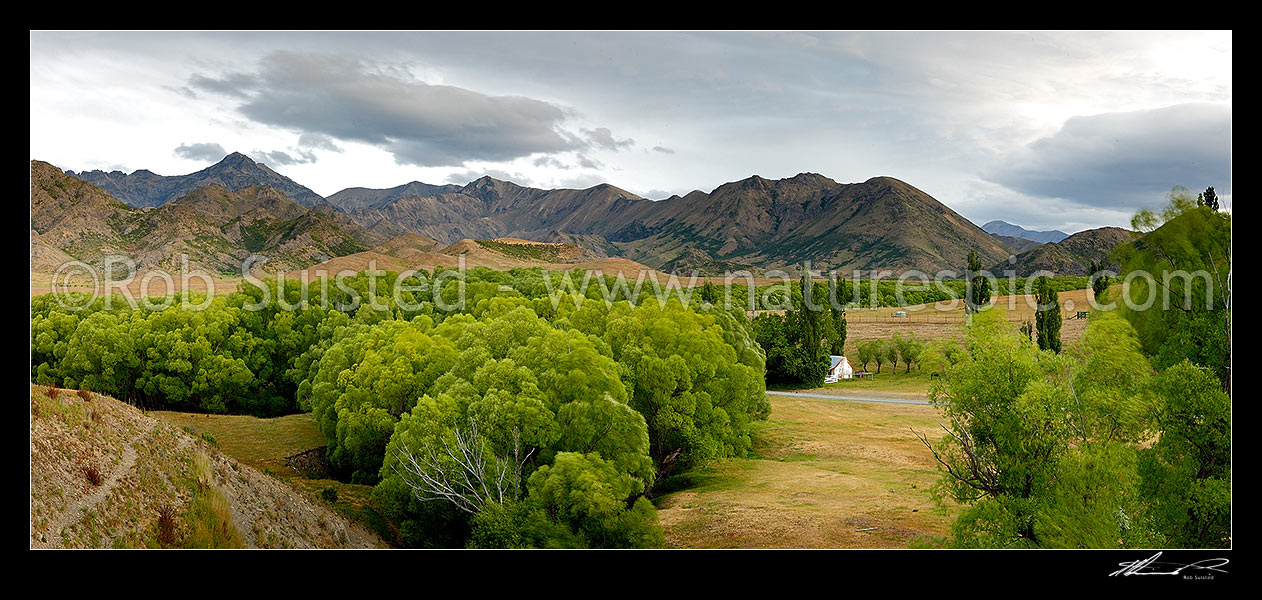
[653,393,954,548]
[92,382,956,549]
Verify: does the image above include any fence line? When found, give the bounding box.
[749,311,1080,325]
[842,313,966,324]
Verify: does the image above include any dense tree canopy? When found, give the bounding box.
[588,299,768,476]
[1138,361,1231,548]
[31,265,778,548]
[1118,196,1231,392]
[365,306,660,547]
[923,304,1229,548]
[921,310,1162,548]
[751,277,844,387]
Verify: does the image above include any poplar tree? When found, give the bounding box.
[1034,276,1062,353]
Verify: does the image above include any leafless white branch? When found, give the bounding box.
[390,419,540,515]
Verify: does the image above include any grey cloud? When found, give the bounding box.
[188,72,258,98]
[553,173,609,190]
[643,189,678,200]
[164,85,198,99]
[191,52,584,167]
[985,103,1231,212]
[652,146,675,154]
[255,148,318,166]
[173,142,228,162]
[583,127,634,151]
[297,133,343,152]
[531,153,603,170]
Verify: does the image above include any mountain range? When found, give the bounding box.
[67,152,326,208]
[32,160,368,273]
[994,226,1140,277]
[981,220,1070,244]
[334,171,1014,274]
[33,153,1130,277]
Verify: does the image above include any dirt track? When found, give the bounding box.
[34,417,157,549]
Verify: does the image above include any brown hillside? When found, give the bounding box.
[998,227,1140,276]
[31,163,369,276]
[30,160,145,266]
[338,173,1009,274]
[30,385,382,549]
[373,233,446,259]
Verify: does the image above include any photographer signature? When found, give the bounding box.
[1109,552,1229,577]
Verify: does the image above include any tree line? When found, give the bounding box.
[31,267,770,548]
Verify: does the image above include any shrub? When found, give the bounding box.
[156,504,179,546]
[321,487,339,504]
[77,389,92,402]
[84,464,104,486]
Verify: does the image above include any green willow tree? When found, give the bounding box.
[1118,190,1231,392]
[1138,361,1231,548]
[371,306,659,547]
[893,332,922,373]
[869,340,888,374]
[882,338,900,374]
[854,339,877,372]
[594,298,768,479]
[918,310,1161,548]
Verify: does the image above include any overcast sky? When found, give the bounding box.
[30,31,1231,234]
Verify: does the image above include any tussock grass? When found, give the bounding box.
[84,464,104,486]
[156,504,178,546]
[151,410,390,546]
[182,450,244,549]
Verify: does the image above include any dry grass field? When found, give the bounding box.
[814,371,935,400]
[654,393,955,548]
[30,270,242,300]
[841,287,1098,346]
[150,411,327,474]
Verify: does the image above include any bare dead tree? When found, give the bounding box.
[390,419,535,515]
[912,414,1002,499]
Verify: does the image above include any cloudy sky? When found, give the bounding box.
[30,31,1231,233]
